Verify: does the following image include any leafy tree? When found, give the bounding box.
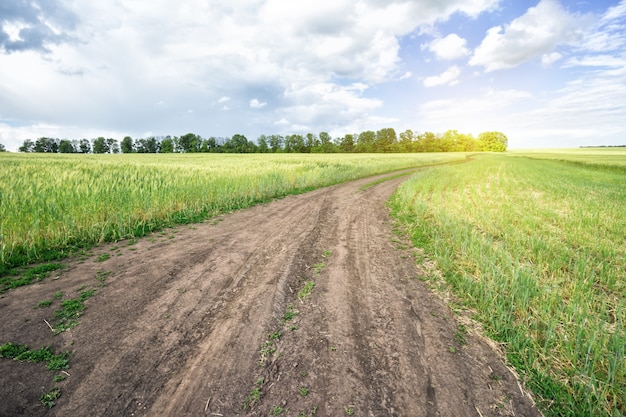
[478,131,508,152]
[19,139,34,152]
[414,131,439,152]
[135,137,160,153]
[375,128,397,152]
[79,139,91,153]
[160,136,175,153]
[356,131,376,153]
[257,135,269,153]
[121,136,134,153]
[0,142,6,152]
[92,137,109,154]
[177,133,201,153]
[268,135,284,153]
[106,138,120,154]
[58,139,76,153]
[318,131,336,153]
[398,130,415,152]
[337,134,355,153]
[305,133,319,152]
[227,134,251,153]
[34,137,59,153]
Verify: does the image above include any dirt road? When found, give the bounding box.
[0,170,541,417]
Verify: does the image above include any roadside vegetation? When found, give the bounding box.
[390,151,625,416]
[0,152,466,274]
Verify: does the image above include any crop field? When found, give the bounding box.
[0,152,465,274]
[390,150,626,416]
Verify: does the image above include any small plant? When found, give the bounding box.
[0,263,63,293]
[322,250,331,258]
[96,253,110,262]
[344,405,355,415]
[270,405,285,415]
[269,331,281,340]
[297,281,315,301]
[96,270,112,282]
[53,373,67,382]
[454,324,468,346]
[37,300,53,308]
[282,305,299,323]
[260,341,276,358]
[50,289,96,334]
[312,262,325,276]
[0,343,70,370]
[40,387,61,408]
[299,386,309,397]
[53,291,63,299]
[242,387,261,410]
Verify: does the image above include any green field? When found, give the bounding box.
[0,152,465,273]
[390,149,626,416]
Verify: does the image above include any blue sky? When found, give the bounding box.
[1,0,625,151]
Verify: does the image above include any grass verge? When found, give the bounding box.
[389,154,625,416]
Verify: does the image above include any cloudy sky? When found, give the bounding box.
[1,0,625,151]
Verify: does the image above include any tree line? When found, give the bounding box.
[11,129,508,154]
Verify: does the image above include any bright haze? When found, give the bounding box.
[1,0,625,151]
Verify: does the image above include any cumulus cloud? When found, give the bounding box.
[425,34,470,60]
[423,66,461,87]
[469,0,583,71]
[0,0,78,53]
[250,99,267,108]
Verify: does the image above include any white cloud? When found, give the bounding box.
[426,34,470,60]
[470,0,583,71]
[250,99,267,109]
[542,52,562,66]
[423,66,461,87]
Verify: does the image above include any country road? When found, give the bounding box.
[0,170,541,417]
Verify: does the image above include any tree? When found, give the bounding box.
[34,137,59,153]
[375,128,397,152]
[58,139,76,153]
[337,134,355,153]
[135,137,160,153]
[398,130,416,153]
[177,133,201,153]
[318,131,336,153]
[121,136,134,153]
[268,135,284,153]
[0,142,6,152]
[356,130,376,153]
[257,135,269,153]
[478,131,508,152]
[19,139,34,152]
[79,139,91,153]
[160,136,175,153]
[106,138,120,154]
[92,137,109,154]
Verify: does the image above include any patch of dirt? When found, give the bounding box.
[0,171,541,417]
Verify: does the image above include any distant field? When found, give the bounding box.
[509,147,626,168]
[0,152,466,272]
[390,152,625,416]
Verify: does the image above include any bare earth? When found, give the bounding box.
[0,171,541,417]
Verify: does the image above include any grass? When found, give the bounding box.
[298,281,316,301]
[389,152,626,416]
[0,152,467,275]
[40,387,61,409]
[0,342,70,371]
[0,263,63,293]
[50,288,97,334]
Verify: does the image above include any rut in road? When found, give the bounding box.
[0,170,541,417]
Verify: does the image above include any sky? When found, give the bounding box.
[1,0,625,151]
